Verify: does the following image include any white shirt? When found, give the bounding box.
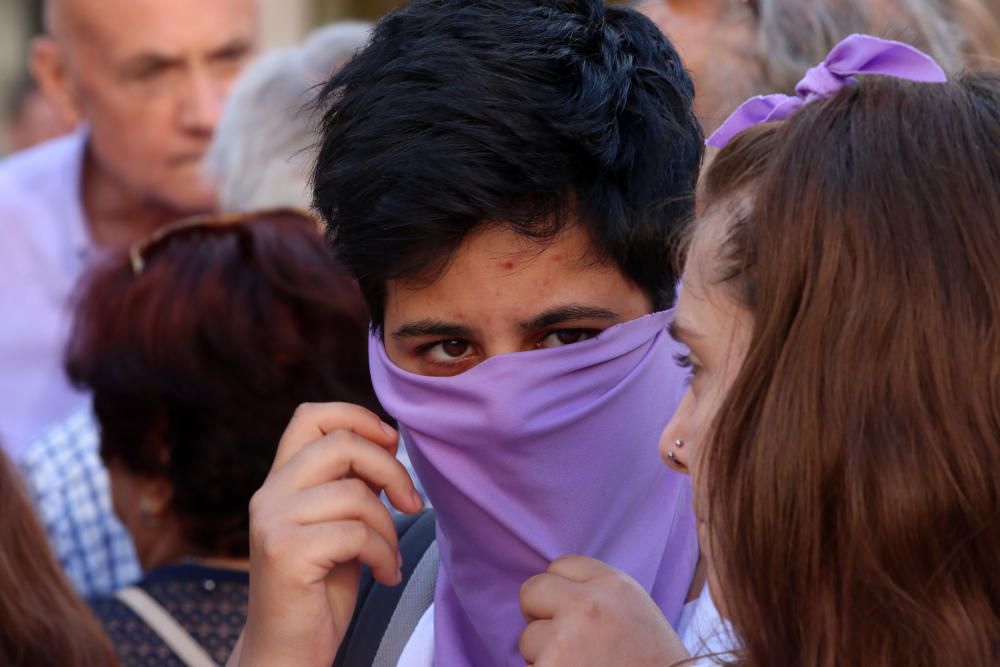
[678,586,737,665]
[396,602,435,666]
[395,587,733,666]
[0,130,92,458]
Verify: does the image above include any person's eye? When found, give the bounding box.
[673,352,702,385]
[216,47,250,63]
[425,339,473,364]
[130,63,171,82]
[212,47,253,73]
[537,329,600,349]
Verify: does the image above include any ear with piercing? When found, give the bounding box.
[667,440,686,467]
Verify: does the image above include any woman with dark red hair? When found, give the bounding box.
[69,209,381,666]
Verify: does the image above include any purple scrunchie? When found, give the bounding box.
[706,33,948,148]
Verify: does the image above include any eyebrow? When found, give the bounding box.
[392,320,476,340]
[668,320,702,344]
[390,304,620,341]
[520,305,620,331]
[121,37,254,73]
[121,53,180,75]
[208,36,255,59]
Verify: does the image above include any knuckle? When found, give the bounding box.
[322,427,356,450]
[248,487,276,523]
[248,488,266,517]
[606,570,636,596]
[255,524,295,562]
[341,477,371,501]
[535,646,561,667]
[580,591,608,622]
[549,554,573,570]
[342,520,373,548]
[520,574,541,599]
[309,431,350,463]
[292,401,319,421]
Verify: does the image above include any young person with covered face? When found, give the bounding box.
[228,1,705,666]
[517,35,1000,666]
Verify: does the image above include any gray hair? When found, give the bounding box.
[682,0,997,135]
[206,21,372,213]
[952,0,1000,64]
[754,0,982,95]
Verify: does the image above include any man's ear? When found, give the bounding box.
[29,35,82,126]
[142,475,176,517]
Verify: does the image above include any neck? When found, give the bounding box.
[141,530,250,573]
[81,146,209,250]
[190,555,251,571]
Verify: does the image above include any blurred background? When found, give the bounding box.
[0,0,412,154]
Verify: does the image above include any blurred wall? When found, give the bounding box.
[315,0,405,21]
[263,0,314,47]
[0,1,36,148]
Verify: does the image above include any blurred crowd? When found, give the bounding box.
[0,0,997,666]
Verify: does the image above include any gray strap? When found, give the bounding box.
[373,541,440,666]
[114,586,219,667]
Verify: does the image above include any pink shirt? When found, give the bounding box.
[0,130,93,459]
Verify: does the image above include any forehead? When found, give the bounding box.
[386,224,636,319]
[62,0,258,57]
[682,206,730,291]
[675,199,758,342]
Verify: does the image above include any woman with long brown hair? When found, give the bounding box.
[0,447,118,666]
[518,36,1000,666]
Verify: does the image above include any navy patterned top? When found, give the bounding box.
[89,562,249,666]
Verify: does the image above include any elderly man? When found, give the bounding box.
[0,0,258,457]
[4,74,75,152]
[4,0,259,596]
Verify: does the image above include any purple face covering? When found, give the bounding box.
[369,310,698,667]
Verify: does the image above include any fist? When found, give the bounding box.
[519,556,688,666]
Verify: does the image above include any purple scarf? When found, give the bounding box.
[369,310,698,666]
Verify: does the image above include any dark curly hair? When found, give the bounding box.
[312,0,704,330]
[66,210,380,558]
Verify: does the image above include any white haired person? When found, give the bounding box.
[207,21,372,213]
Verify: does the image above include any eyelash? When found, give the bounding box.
[416,339,475,368]
[673,352,700,385]
[415,328,600,367]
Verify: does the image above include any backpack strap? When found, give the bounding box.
[114,586,219,667]
[373,538,439,665]
[334,509,437,667]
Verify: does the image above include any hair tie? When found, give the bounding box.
[706,34,948,148]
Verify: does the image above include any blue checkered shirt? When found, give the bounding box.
[19,408,140,596]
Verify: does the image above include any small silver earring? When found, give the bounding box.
[667,451,676,462]
[674,439,685,449]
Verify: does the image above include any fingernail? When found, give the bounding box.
[397,551,404,569]
[381,422,398,439]
[411,491,425,510]
[395,568,403,585]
